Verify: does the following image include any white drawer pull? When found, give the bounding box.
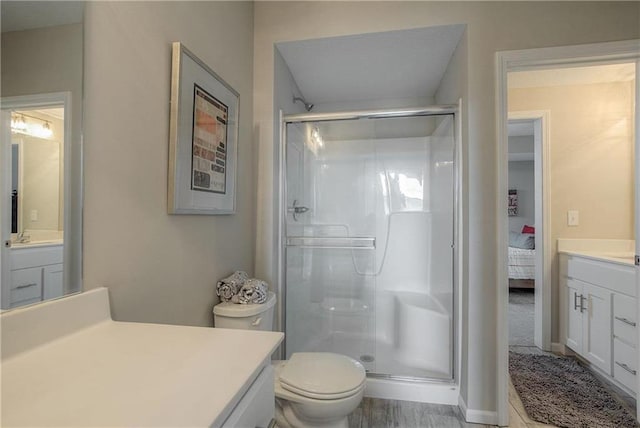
[615,316,636,327]
[15,283,37,289]
[251,317,262,327]
[615,361,637,375]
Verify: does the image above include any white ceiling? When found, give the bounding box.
[1,1,83,33]
[509,62,635,89]
[277,25,465,105]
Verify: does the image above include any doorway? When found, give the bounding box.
[496,40,640,426]
[507,118,540,353]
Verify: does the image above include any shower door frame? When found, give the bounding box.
[278,105,461,383]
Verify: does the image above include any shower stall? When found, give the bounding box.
[280,106,457,383]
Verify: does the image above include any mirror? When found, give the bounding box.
[1,1,84,309]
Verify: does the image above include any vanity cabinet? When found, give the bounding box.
[7,245,63,308]
[221,365,276,428]
[0,288,284,427]
[560,253,636,394]
[565,278,612,374]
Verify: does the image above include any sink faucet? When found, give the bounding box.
[17,231,31,243]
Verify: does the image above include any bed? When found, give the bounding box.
[508,229,535,289]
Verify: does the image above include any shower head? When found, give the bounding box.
[293,96,314,112]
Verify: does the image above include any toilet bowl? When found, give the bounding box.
[214,293,366,428]
[273,353,366,428]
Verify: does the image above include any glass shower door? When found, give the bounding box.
[284,122,378,371]
[284,113,455,380]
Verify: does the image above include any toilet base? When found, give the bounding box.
[275,398,349,428]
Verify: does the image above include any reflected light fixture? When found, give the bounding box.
[39,121,53,138]
[10,112,54,139]
[10,114,27,132]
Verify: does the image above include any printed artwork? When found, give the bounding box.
[191,84,228,194]
[508,189,518,216]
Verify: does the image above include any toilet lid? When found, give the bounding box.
[278,353,366,400]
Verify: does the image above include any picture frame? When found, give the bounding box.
[168,42,239,214]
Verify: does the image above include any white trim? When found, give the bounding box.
[496,39,640,427]
[508,111,551,352]
[635,59,640,421]
[365,379,459,405]
[551,342,566,355]
[458,394,498,425]
[495,49,510,428]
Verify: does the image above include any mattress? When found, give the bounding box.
[508,246,535,279]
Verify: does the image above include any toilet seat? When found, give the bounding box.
[278,353,366,400]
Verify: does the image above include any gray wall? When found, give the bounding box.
[83,1,255,327]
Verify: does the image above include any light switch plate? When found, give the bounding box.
[567,210,579,226]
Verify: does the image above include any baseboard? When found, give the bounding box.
[551,342,565,354]
[458,394,499,425]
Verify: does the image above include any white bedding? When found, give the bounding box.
[508,246,535,279]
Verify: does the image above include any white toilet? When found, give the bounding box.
[213,292,366,428]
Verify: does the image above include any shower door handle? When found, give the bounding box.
[289,206,309,214]
[287,200,309,221]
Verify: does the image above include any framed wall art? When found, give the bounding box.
[508,189,518,216]
[168,42,239,214]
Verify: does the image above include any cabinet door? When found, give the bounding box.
[566,280,583,354]
[43,264,64,300]
[583,283,613,375]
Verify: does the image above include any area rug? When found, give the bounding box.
[509,352,638,428]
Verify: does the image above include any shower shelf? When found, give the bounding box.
[286,236,375,250]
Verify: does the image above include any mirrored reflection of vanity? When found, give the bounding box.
[1,1,84,309]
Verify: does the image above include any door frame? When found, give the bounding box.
[507,111,551,352]
[495,39,640,426]
[1,92,71,309]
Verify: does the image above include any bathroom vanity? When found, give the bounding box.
[559,239,636,395]
[1,288,284,427]
[5,242,64,309]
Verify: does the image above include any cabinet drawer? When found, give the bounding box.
[11,245,63,270]
[613,338,637,393]
[567,256,635,296]
[10,267,43,307]
[613,294,636,346]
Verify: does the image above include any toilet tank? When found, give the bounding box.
[213,292,276,331]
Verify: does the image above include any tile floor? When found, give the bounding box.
[347,387,550,428]
[348,397,489,428]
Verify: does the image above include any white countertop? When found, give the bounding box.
[10,239,63,249]
[558,249,635,267]
[1,290,283,427]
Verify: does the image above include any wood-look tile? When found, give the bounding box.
[348,397,490,428]
[509,378,558,427]
[508,403,528,428]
